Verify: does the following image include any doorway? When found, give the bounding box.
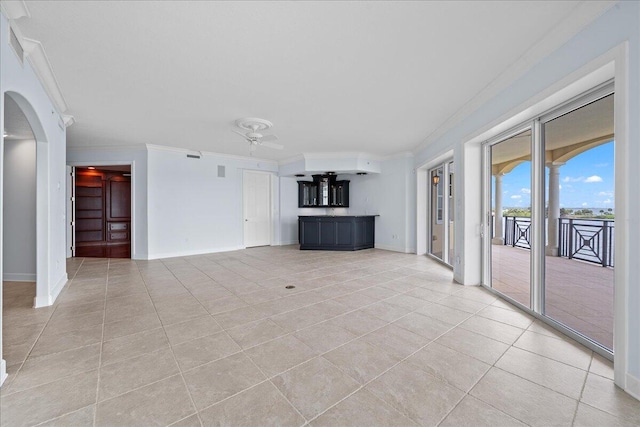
[73,166,132,258]
[483,83,615,354]
[428,161,454,266]
[243,171,271,248]
[2,92,48,308]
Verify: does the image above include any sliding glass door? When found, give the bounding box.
[488,129,532,308]
[429,161,454,266]
[483,83,615,354]
[542,92,615,351]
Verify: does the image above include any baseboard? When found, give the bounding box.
[375,243,413,253]
[146,246,245,260]
[626,372,640,401]
[50,273,68,303]
[278,240,298,246]
[3,273,36,282]
[0,359,6,387]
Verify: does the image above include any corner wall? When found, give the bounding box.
[349,154,416,253]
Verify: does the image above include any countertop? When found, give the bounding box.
[297,214,379,217]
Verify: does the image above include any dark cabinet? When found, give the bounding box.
[299,216,376,250]
[298,175,349,208]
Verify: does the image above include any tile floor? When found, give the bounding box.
[1,246,638,426]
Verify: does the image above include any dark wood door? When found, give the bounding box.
[75,168,131,258]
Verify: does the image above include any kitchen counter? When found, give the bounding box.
[298,215,376,251]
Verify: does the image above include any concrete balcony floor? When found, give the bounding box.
[492,244,614,350]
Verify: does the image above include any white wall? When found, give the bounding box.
[146,146,278,259]
[349,154,416,253]
[278,177,300,245]
[413,1,640,398]
[67,145,148,259]
[3,139,36,281]
[1,12,68,384]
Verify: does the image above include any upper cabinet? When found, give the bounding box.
[298,174,349,208]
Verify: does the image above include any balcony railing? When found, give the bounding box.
[558,218,614,267]
[499,216,614,267]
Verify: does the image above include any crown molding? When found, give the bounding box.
[145,144,278,165]
[384,151,414,160]
[413,0,616,155]
[67,144,147,153]
[62,115,75,127]
[278,154,305,166]
[0,1,30,20]
[20,37,68,113]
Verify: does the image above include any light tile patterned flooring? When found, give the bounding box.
[492,244,614,349]
[1,246,638,426]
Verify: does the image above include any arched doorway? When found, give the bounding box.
[2,91,50,308]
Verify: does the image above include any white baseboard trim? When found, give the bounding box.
[278,240,298,246]
[375,244,413,253]
[34,292,51,308]
[0,359,7,387]
[146,246,245,260]
[3,273,36,282]
[33,274,68,308]
[50,273,68,303]
[626,372,640,401]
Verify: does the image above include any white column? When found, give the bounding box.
[546,162,563,255]
[492,173,504,244]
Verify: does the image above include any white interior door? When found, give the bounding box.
[243,171,271,247]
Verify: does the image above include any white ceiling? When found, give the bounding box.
[14,1,612,161]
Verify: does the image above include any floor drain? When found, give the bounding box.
[285,285,295,289]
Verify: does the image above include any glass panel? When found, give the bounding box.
[319,178,329,205]
[430,167,444,260]
[543,94,614,351]
[448,162,455,264]
[490,130,532,308]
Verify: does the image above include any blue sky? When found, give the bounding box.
[494,140,614,210]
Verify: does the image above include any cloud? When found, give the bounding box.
[594,163,609,168]
[582,202,588,207]
[598,191,614,197]
[563,176,584,183]
[602,199,612,204]
[521,188,531,194]
[559,184,562,190]
[511,195,521,199]
[563,175,603,184]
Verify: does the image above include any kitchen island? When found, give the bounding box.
[298,215,376,251]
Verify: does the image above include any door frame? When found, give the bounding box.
[67,161,135,258]
[242,170,274,248]
[481,81,616,360]
[427,161,454,266]
[416,150,454,260]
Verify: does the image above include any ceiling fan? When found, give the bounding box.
[233,118,283,152]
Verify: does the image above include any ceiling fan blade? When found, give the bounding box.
[259,134,278,142]
[260,140,284,150]
[232,129,249,140]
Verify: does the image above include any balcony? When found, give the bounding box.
[492,216,614,349]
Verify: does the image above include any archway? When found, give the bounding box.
[2,91,50,308]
